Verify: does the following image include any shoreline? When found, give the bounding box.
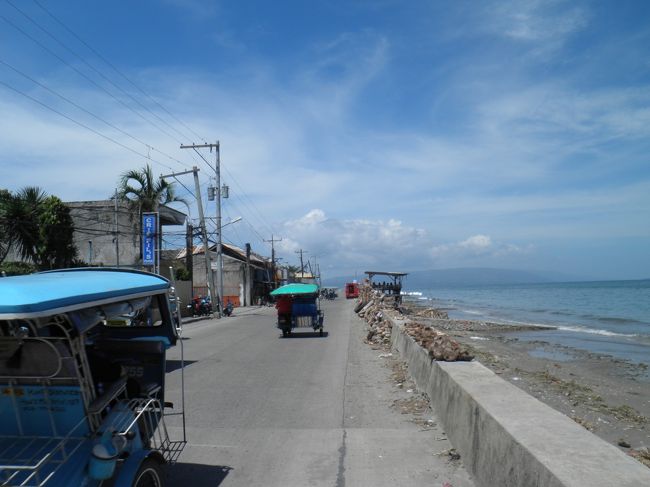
[400,300,650,465]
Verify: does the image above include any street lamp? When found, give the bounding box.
[221,216,242,228]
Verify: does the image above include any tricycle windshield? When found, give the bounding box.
[0,268,176,343]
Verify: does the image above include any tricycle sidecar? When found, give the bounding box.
[271,283,324,337]
[0,268,186,486]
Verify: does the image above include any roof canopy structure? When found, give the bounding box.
[0,268,169,319]
[364,271,407,296]
[270,283,318,296]
[364,271,408,280]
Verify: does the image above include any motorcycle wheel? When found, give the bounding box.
[132,458,164,487]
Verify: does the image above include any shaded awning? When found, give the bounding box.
[159,205,186,225]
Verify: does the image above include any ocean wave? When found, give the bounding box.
[531,310,647,327]
[556,325,637,338]
[461,309,483,316]
[590,316,646,326]
[549,310,573,317]
[496,318,556,328]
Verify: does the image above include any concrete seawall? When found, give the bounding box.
[388,315,650,487]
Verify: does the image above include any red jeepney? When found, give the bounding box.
[345,282,359,299]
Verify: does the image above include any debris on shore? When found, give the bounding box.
[404,322,474,362]
[412,307,449,319]
[628,448,650,468]
[356,283,473,362]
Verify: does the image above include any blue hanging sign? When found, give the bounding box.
[142,213,157,266]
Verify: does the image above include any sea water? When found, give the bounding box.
[409,280,650,367]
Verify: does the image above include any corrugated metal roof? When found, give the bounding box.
[175,243,270,268]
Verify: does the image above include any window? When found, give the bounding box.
[103,296,164,328]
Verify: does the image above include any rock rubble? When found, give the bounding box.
[356,284,473,362]
[403,322,473,362]
[412,307,449,319]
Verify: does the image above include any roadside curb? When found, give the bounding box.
[387,315,650,487]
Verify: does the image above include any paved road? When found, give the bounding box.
[163,299,475,486]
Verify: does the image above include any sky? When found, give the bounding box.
[0,0,649,280]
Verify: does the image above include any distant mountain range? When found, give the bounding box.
[322,267,581,288]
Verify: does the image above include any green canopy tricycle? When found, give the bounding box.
[271,284,324,337]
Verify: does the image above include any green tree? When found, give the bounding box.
[119,163,185,214]
[118,164,186,259]
[36,196,77,269]
[0,189,12,262]
[174,266,191,281]
[0,261,37,276]
[0,187,45,264]
[0,187,77,269]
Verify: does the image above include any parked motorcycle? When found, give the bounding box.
[223,301,234,317]
[187,296,213,317]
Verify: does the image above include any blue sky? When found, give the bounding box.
[1,0,649,280]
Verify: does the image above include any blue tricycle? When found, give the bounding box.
[271,283,324,337]
[0,268,186,486]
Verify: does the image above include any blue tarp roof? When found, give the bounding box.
[0,268,169,318]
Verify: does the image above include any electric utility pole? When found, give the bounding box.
[114,188,120,267]
[295,249,308,276]
[161,167,214,307]
[264,235,282,289]
[181,142,223,318]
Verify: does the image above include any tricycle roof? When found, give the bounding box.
[270,283,319,296]
[0,268,169,319]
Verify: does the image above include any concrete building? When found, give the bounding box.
[175,243,272,307]
[66,200,186,267]
[293,271,317,285]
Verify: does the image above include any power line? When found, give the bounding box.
[0,57,191,170]
[188,144,274,240]
[222,166,274,236]
[6,0,193,143]
[32,0,206,143]
[0,79,177,171]
[0,11,187,150]
[243,219,266,243]
[8,1,283,243]
[6,2,277,246]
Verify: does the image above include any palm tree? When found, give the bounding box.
[0,187,45,264]
[0,187,76,270]
[119,164,184,213]
[0,189,12,263]
[118,164,187,260]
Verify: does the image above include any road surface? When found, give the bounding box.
[163,298,475,486]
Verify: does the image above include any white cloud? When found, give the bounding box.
[484,0,589,56]
[276,209,429,274]
[431,235,531,260]
[478,84,650,143]
[1,7,647,279]
[459,234,491,251]
[275,211,537,274]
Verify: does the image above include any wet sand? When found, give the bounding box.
[401,304,650,467]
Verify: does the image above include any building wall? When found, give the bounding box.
[67,200,140,266]
[191,251,244,305]
[191,251,269,306]
[223,258,245,305]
